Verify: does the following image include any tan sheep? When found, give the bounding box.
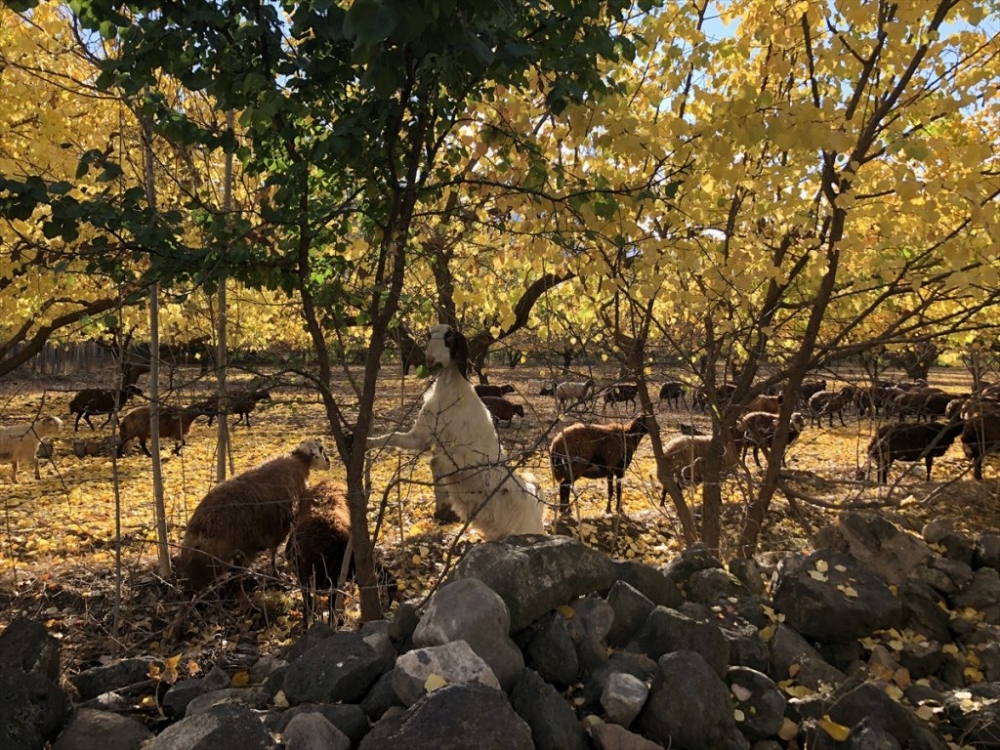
[178,439,331,590]
[0,415,63,482]
[657,431,744,504]
[116,404,207,457]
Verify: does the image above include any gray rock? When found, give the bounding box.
[451,535,616,631]
[161,666,230,718]
[661,543,724,588]
[686,567,749,605]
[606,581,655,649]
[0,668,71,750]
[773,550,902,643]
[833,511,935,586]
[272,703,368,746]
[70,659,153,701]
[0,619,61,681]
[283,631,393,705]
[898,640,944,680]
[944,683,1000,747]
[975,533,1000,571]
[953,567,1000,624]
[580,651,658,715]
[361,670,405,721]
[625,606,730,678]
[184,687,271,717]
[637,650,748,750]
[937,531,976,567]
[387,602,420,648]
[282,712,350,750]
[824,681,921,746]
[900,580,952,643]
[52,708,153,750]
[601,672,648,728]
[523,611,579,687]
[727,667,786,742]
[569,596,615,672]
[148,704,275,750]
[590,722,665,750]
[359,682,533,750]
[728,558,767,596]
[285,622,335,663]
[719,613,770,673]
[413,578,524,692]
[249,655,286,686]
[611,561,683,608]
[392,640,500,706]
[768,624,845,690]
[921,517,956,544]
[510,668,589,750]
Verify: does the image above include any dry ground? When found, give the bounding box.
[1,361,999,681]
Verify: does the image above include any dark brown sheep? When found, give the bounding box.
[550,415,649,518]
[285,480,397,620]
[604,383,640,409]
[868,419,964,483]
[737,411,805,468]
[474,383,516,399]
[658,381,685,409]
[116,404,208,457]
[69,385,143,431]
[178,439,331,590]
[480,396,525,426]
[962,400,1000,480]
[202,389,272,428]
[807,386,856,428]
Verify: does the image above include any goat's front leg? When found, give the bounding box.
[367,423,434,453]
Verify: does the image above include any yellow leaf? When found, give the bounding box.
[815,560,829,572]
[778,718,799,741]
[943,644,960,656]
[885,684,904,700]
[808,570,828,581]
[231,671,250,687]
[557,605,576,619]
[788,663,800,678]
[734,708,745,722]
[834,564,847,572]
[820,715,851,742]
[915,705,937,721]
[424,673,448,692]
[273,690,289,708]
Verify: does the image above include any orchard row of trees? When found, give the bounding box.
[2,0,999,619]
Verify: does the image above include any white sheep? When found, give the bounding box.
[0,415,63,482]
[367,324,545,540]
[555,379,596,410]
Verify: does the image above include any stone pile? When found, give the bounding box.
[5,510,1000,749]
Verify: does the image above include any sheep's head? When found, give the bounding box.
[35,416,63,438]
[294,439,332,471]
[426,324,470,376]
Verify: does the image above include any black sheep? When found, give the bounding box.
[604,383,639,409]
[480,396,525,426]
[658,381,685,409]
[868,419,965,483]
[474,383,516,399]
[962,402,1000,480]
[69,385,143,431]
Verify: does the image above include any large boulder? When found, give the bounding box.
[0,619,61,681]
[636,650,747,750]
[359,683,533,750]
[392,640,500,706]
[451,535,616,632]
[773,550,902,643]
[625,606,730,678]
[0,669,71,750]
[52,708,153,750]
[510,668,589,750]
[283,632,394,705]
[148,704,275,750]
[412,578,524,692]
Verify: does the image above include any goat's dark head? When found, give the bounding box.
[426,324,470,377]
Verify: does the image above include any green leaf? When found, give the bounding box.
[343,0,397,47]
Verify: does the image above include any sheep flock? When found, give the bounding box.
[10,338,1000,619]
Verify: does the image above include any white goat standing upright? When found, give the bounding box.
[367,324,545,540]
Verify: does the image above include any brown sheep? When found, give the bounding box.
[178,439,331,590]
[0,415,63,482]
[807,386,856,428]
[658,381,686,409]
[285,480,397,620]
[737,411,805,468]
[744,394,781,415]
[474,383,516,399]
[116,404,207,457]
[69,385,143,431]
[550,415,649,518]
